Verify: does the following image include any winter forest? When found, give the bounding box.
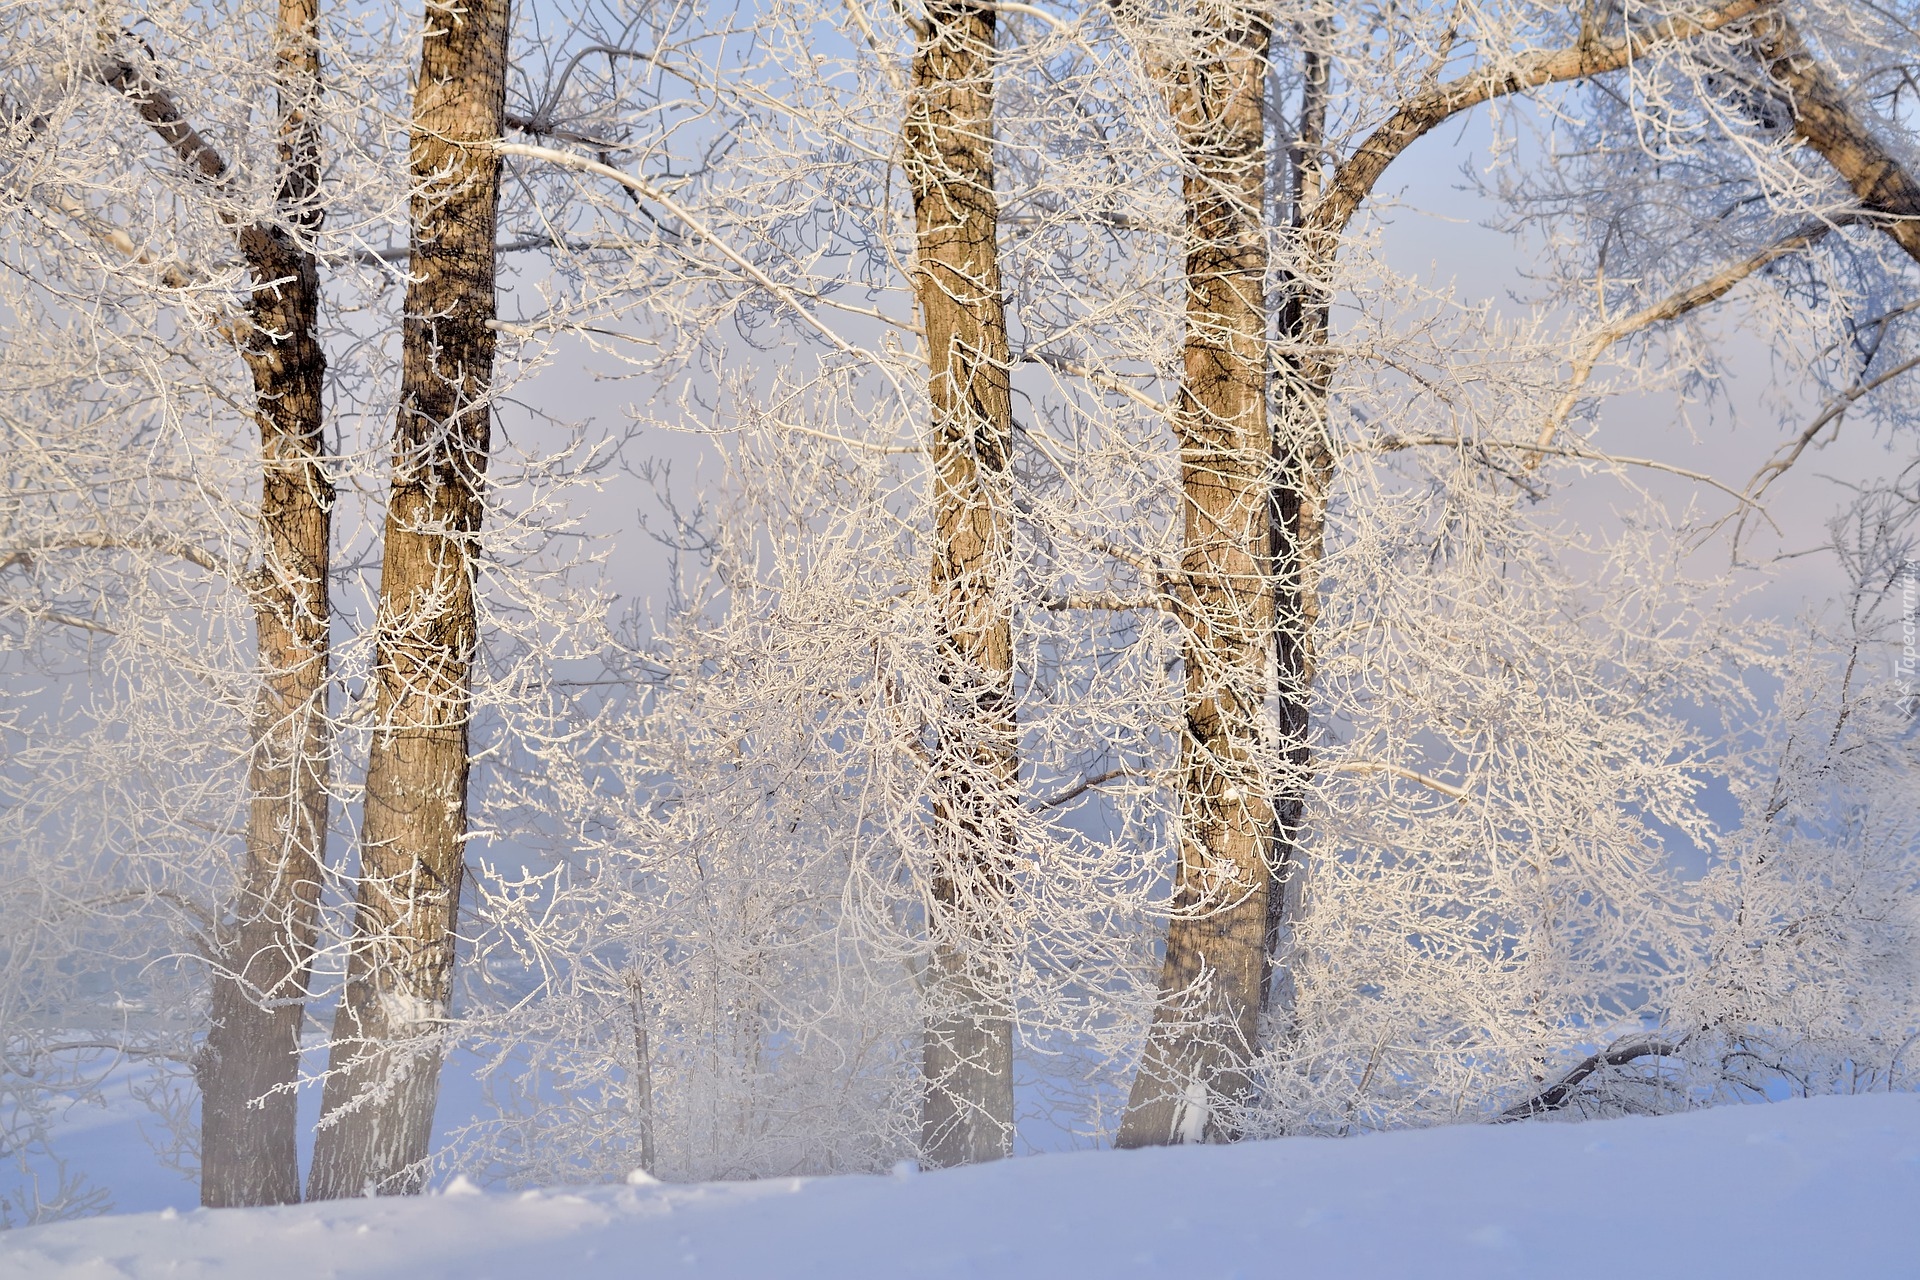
[3,0,1919,1235]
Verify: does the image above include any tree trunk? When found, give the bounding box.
[1118,6,1277,1149]
[1263,28,1331,1024]
[307,0,510,1199]
[186,0,331,1208]
[906,0,1017,1168]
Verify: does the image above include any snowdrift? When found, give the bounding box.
[5,1093,1916,1279]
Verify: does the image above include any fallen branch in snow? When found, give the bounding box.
[1499,1034,1688,1121]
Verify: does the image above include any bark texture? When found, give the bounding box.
[95,17,333,1207]
[307,0,509,1199]
[906,0,1017,1168]
[1118,5,1277,1149]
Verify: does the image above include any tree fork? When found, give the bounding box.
[1119,0,1787,1148]
[907,0,1018,1167]
[307,0,510,1199]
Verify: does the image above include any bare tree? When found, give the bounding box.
[182,1,332,1208]
[1111,0,1780,1145]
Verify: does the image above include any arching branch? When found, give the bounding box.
[1313,0,1771,241]
[1743,352,1920,507]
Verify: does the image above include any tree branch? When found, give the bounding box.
[1029,767,1154,810]
[1743,352,1920,506]
[1313,0,1770,241]
[3,533,222,574]
[1499,1034,1687,1120]
[2,603,118,636]
[1751,11,1920,266]
[497,139,873,362]
[1023,350,1169,416]
[35,1041,196,1065]
[1537,218,1851,452]
[1332,760,1470,801]
[504,111,632,152]
[1372,434,1772,519]
[89,49,232,182]
[1039,592,1171,613]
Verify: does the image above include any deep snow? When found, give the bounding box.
[5,1093,1917,1279]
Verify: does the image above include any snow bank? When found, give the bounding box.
[6,1093,1917,1279]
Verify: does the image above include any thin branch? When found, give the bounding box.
[1023,350,1169,416]
[3,533,222,574]
[1030,767,1154,810]
[35,1041,196,1065]
[1373,434,1772,521]
[2,604,118,636]
[839,0,907,96]
[505,112,633,152]
[497,140,872,363]
[773,420,924,455]
[1743,352,1920,505]
[33,187,201,291]
[1332,761,1470,801]
[1537,218,1850,452]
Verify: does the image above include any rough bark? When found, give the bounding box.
[906,0,1018,1168]
[1749,9,1920,267]
[1118,4,1277,1149]
[307,0,510,1199]
[93,17,333,1207]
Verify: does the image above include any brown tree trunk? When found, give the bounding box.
[101,0,336,1208]
[306,0,510,1199]
[1118,5,1277,1149]
[906,0,1017,1168]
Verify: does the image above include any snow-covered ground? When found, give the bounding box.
[4,1093,1917,1278]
